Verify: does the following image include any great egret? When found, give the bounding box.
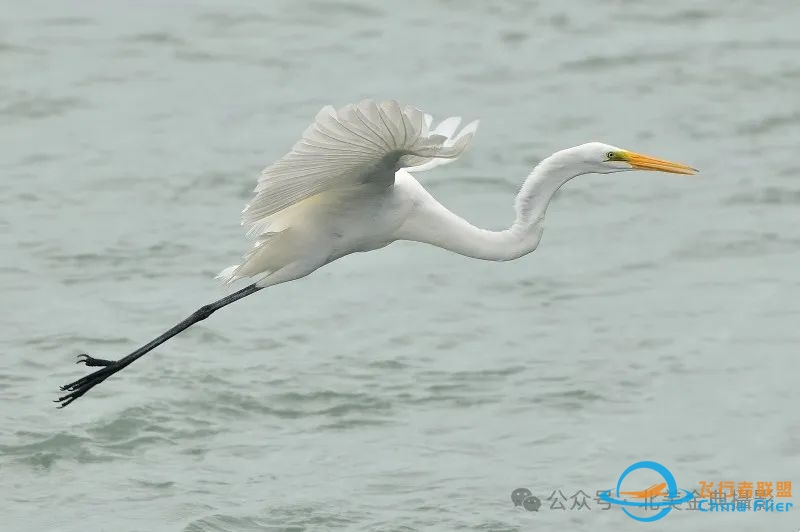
[57,99,696,407]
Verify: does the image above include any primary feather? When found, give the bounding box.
[406,117,479,173]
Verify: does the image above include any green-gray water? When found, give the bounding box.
[1,1,798,530]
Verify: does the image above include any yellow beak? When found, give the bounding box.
[622,151,697,175]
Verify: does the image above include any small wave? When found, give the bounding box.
[301,1,383,19]
[735,111,800,135]
[724,186,800,205]
[194,12,273,29]
[43,16,93,27]
[0,94,86,120]
[562,51,681,72]
[123,32,185,46]
[0,431,114,467]
[529,388,606,412]
[174,388,394,424]
[183,506,363,532]
[673,231,800,259]
[0,41,42,56]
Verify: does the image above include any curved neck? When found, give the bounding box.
[395,150,583,261]
[514,149,585,228]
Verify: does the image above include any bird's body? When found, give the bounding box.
[226,175,416,285]
[218,167,536,291]
[216,100,484,288]
[57,99,696,407]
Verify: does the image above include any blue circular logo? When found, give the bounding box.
[598,461,694,522]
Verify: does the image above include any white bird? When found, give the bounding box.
[57,99,696,407]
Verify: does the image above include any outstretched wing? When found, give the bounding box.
[241,99,478,235]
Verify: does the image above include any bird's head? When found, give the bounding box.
[570,142,697,175]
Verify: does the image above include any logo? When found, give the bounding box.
[598,461,693,522]
[511,488,542,511]
[510,464,792,521]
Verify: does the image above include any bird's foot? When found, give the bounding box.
[76,353,117,367]
[56,354,120,408]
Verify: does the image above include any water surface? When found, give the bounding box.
[1,1,799,530]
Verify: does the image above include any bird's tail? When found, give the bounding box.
[215,265,241,285]
[216,231,284,285]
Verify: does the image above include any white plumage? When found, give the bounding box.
[58,98,697,407]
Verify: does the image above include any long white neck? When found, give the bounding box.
[394,149,584,261]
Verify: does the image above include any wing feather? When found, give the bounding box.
[406,117,480,173]
[241,99,479,232]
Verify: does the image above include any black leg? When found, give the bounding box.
[76,354,115,367]
[56,283,261,408]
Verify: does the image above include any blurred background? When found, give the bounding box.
[1,0,798,530]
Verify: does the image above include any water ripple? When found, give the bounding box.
[0,94,86,120]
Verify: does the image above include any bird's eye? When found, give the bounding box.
[606,151,615,159]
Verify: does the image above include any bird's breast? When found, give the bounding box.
[324,184,413,257]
